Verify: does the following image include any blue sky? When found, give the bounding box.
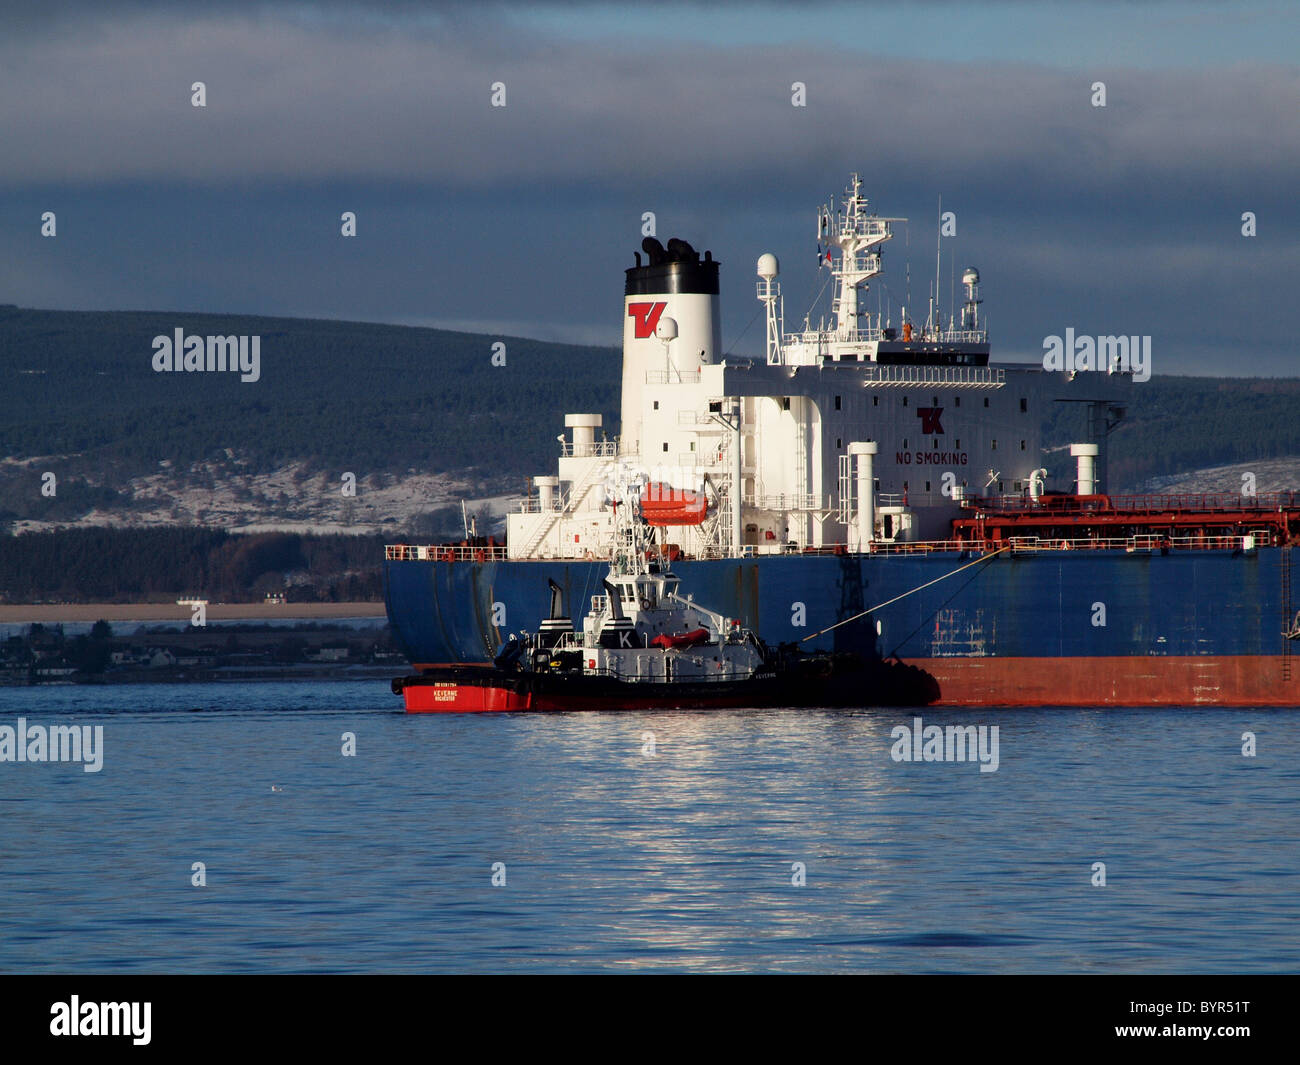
[514,2,1300,70]
[1,1,1296,374]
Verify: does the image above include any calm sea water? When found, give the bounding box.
[0,682,1296,974]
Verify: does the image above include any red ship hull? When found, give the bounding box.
[395,656,941,713]
[915,654,1298,707]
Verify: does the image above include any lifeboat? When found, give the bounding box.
[650,628,711,650]
[639,483,709,526]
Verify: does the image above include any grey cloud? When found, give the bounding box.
[0,13,1295,199]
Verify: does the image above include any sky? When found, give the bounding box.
[1,0,1297,373]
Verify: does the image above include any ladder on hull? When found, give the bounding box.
[1283,548,1293,683]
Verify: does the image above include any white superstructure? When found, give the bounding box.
[508,175,1129,560]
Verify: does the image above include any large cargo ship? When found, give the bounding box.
[385,175,1300,707]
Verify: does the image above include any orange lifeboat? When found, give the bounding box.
[639,483,709,526]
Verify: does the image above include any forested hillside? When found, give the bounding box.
[0,305,1296,517]
[0,305,620,477]
[1041,376,1300,488]
[0,527,382,603]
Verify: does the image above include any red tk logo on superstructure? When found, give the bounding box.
[628,301,667,339]
[917,407,945,434]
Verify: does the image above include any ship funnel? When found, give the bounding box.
[621,235,721,456]
[538,577,574,648]
[1070,444,1100,495]
[564,413,602,457]
[847,442,878,550]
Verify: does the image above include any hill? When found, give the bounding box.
[1,306,1298,535]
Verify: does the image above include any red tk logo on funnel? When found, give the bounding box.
[917,407,945,434]
[628,301,667,339]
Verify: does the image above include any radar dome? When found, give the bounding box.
[655,316,678,341]
[757,253,779,280]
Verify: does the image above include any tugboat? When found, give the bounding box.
[394,477,936,712]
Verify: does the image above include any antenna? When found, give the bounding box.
[932,194,942,337]
[904,222,911,329]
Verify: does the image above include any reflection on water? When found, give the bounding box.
[0,683,1296,973]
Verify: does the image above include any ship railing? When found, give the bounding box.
[968,491,1299,514]
[559,440,618,458]
[645,370,702,384]
[517,498,565,514]
[385,544,509,562]
[580,664,758,684]
[857,365,1005,388]
[1003,534,1260,553]
[745,493,831,511]
[677,451,726,468]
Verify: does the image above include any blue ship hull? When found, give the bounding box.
[383,548,1300,706]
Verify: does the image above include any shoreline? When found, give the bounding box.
[0,602,387,624]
